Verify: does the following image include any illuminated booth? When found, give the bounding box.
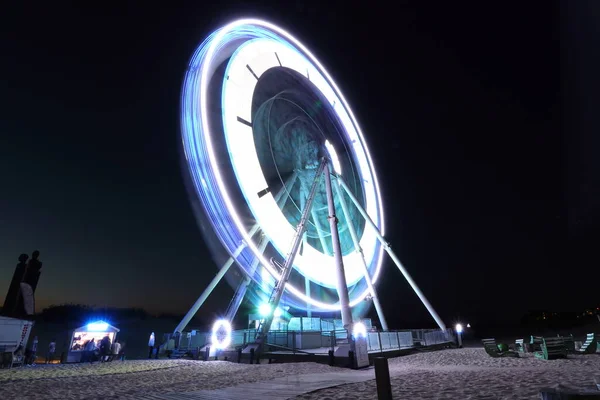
[67,321,119,363]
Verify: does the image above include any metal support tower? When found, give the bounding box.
[333,179,389,331]
[256,158,327,342]
[337,176,446,331]
[323,163,353,331]
[224,173,298,322]
[174,173,297,334]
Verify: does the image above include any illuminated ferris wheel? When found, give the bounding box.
[176,19,445,340]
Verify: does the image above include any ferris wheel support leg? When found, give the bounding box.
[224,172,298,322]
[333,180,389,331]
[311,208,331,256]
[337,177,447,331]
[225,237,270,321]
[323,163,354,331]
[174,243,246,333]
[258,159,327,340]
[299,186,312,318]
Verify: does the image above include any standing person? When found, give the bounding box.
[27,336,38,365]
[100,335,111,362]
[110,340,121,362]
[46,339,56,364]
[165,336,175,358]
[85,338,96,364]
[148,332,155,359]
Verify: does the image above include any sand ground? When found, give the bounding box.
[1,348,599,399]
[298,348,600,399]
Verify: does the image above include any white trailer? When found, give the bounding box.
[0,316,34,352]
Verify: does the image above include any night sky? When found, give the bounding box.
[1,1,596,327]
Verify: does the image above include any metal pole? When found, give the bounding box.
[300,185,312,318]
[338,177,446,331]
[174,243,246,333]
[258,159,327,340]
[334,180,389,331]
[224,172,298,322]
[374,357,393,400]
[311,208,331,255]
[323,163,353,331]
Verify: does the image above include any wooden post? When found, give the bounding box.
[250,348,255,364]
[237,348,242,363]
[328,349,334,366]
[374,357,392,400]
[204,347,210,362]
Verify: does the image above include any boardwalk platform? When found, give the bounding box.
[138,370,375,400]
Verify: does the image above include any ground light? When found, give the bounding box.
[455,323,463,348]
[352,321,367,338]
[211,319,232,350]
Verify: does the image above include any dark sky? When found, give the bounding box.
[0,1,596,327]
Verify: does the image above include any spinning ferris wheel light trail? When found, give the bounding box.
[176,18,446,341]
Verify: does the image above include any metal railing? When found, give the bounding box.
[177,327,455,354]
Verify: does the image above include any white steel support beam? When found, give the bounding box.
[258,159,326,341]
[323,163,353,331]
[333,180,389,331]
[224,172,298,322]
[178,173,298,333]
[337,177,446,331]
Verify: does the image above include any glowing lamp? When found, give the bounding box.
[87,321,109,331]
[211,319,232,350]
[352,322,367,338]
[455,323,463,334]
[259,303,271,317]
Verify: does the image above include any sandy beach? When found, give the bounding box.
[298,348,600,399]
[1,348,599,399]
[0,359,346,399]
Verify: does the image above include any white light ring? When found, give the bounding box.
[182,19,385,310]
[211,319,232,350]
[222,38,378,288]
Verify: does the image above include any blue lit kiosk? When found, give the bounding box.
[67,321,119,363]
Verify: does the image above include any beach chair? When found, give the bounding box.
[530,335,543,352]
[534,337,567,360]
[559,334,575,353]
[482,339,519,358]
[515,339,526,353]
[577,333,598,354]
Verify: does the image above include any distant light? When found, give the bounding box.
[466,323,471,328]
[87,321,109,331]
[259,303,271,317]
[211,319,232,350]
[324,140,342,175]
[455,323,463,334]
[352,322,367,338]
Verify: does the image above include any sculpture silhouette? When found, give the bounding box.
[2,254,29,317]
[24,250,43,292]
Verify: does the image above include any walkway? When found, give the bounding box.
[138,369,375,400]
